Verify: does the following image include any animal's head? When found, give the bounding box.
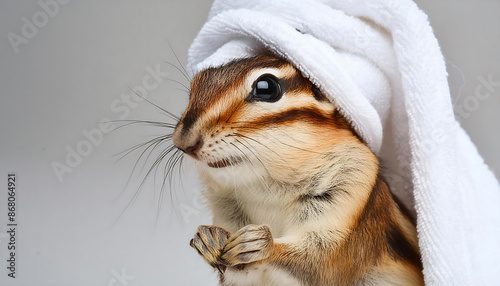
[173,54,363,187]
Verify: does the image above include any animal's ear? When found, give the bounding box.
[311,85,327,101]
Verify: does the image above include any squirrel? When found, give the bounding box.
[172,53,424,286]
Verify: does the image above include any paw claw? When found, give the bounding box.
[221,224,274,266]
[190,225,231,271]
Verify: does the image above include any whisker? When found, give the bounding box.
[167,41,191,82]
[228,140,272,191]
[112,143,178,226]
[163,78,190,93]
[163,149,183,192]
[113,140,168,193]
[136,139,173,176]
[163,60,190,82]
[114,134,172,162]
[106,119,176,131]
[275,135,322,154]
[177,155,186,189]
[230,133,286,162]
[231,125,322,155]
[229,138,271,178]
[156,150,183,227]
[129,88,180,121]
[172,87,190,95]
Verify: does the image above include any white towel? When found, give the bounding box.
[187,0,500,285]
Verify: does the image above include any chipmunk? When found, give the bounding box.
[172,53,424,286]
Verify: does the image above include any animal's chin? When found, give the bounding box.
[200,157,267,187]
[207,157,243,168]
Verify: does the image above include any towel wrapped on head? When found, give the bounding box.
[187,0,500,285]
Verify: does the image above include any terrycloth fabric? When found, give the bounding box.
[187,0,500,285]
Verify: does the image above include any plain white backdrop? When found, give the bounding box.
[0,1,498,285]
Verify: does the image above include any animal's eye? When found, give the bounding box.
[250,75,283,102]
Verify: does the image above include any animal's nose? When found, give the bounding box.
[184,136,204,157]
[174,134,204,158]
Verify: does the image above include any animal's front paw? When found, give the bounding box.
[221,224,274,266]
[190,225,231,273]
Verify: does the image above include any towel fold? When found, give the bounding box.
[187,1,500,284]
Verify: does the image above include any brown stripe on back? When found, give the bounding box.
[356,175,422,270]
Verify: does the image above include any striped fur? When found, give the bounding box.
[173,54,424,285]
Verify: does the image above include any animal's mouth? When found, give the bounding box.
[207,157,243,168]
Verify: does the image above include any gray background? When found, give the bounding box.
[0,1,498,285]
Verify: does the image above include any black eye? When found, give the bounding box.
[250,75,283,102]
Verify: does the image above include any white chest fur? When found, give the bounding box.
[202,163,299,236]
[235,185,292,236]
